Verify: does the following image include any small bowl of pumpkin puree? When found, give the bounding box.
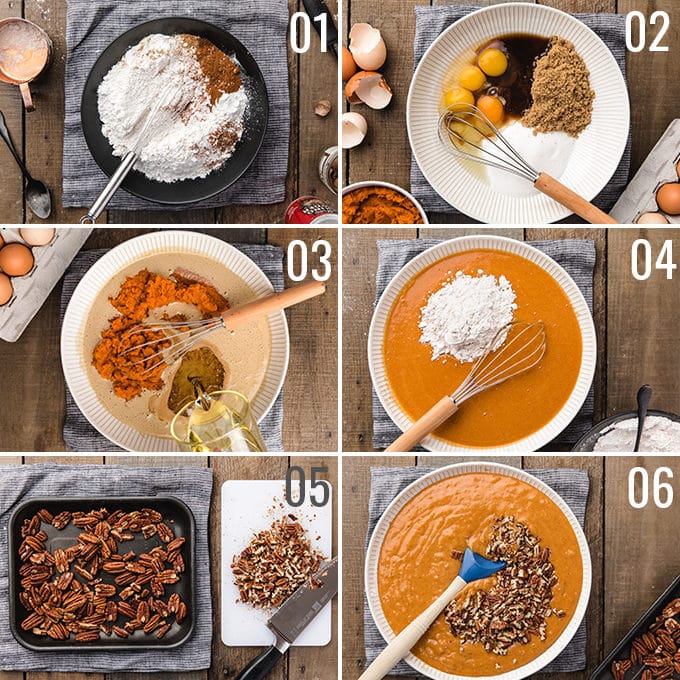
[342,181,428,224]
[365,462,591,680]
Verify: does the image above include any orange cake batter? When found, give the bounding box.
[383,249,583,447]
[377,472,584,676]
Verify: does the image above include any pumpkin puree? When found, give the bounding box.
[383,249,583,447]
[92,269,229,401]
[343,186,424,224]
[378,472,584,676]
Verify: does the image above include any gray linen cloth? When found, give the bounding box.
[364,466,590,675]
[62,0,289,210]
[0,463,213,672]
[411,6,631,218]
[62,245,284,452]
[372,239,595,450]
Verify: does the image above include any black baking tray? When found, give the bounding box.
[8,496,196,651]
[591,572,680,679]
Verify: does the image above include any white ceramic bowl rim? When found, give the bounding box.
[364,461,593,680]
[368,235,597,453]
[60,230,289,452]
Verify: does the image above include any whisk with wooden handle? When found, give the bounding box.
[438,103,617,224]
[125,280,326,373]
[385,321,546,452]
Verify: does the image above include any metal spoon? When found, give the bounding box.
[634,384,653,452]
[0,110,51,219]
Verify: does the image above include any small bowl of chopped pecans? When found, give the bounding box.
[8,496,195,651]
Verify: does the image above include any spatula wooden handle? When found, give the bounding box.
[358,575,468,680]
[534,172,618,224]
[385,396,458,452]
[220,281,326,328]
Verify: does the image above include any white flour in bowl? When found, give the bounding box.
[593,415,680,452]
[97,33,248,183]
[419,270,517,363]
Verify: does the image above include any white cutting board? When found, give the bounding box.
[221,479,333,647]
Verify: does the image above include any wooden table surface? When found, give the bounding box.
[0,454,338,680]
[342,0,680,223]
[0,227,338,452]
[0,0,338,224]
[342,455,680,680]
[342,226,680,451]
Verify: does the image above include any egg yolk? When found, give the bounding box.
[476,95,504,124]
[443,86,475,109]
[478,48,508,77]
[458,65,485,92]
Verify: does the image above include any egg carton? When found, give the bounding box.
[610,119,680,224]
[0,227,92,342]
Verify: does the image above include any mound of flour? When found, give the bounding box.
[419,270,517,363]
[97,33,248,183]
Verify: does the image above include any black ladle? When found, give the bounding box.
[0,110,51,219]
[634,384,653,452]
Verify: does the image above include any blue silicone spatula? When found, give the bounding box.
[359,547,506,680]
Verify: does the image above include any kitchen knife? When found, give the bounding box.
[234,557,338,680]
[302,0,338,57]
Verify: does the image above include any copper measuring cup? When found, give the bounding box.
[0,18,52,112]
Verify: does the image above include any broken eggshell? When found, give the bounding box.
[345,71,393,109]
[341,112,368,148]
[349,23,387,71]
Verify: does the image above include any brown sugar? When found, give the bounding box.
[92,269,229,401]
[182,34,241,105]
[521,36,594,137]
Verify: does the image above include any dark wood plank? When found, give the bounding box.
[107,209,216,225]
[267,228,338,451]
[341,227,417,451]
[296,0,338,206]
[606,228,680,415]
[603,457,680,652]
[209,456,289,680]
[24,0,82,224]
[0,0,25,223]
[345,0,428,190]
[617,0,680,174]
[287,455,338,679]
[341,455,416,680]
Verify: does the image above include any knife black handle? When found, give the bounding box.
[234,645,284,680]
[301,0,338,56]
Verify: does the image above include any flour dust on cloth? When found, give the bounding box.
[0,464,213,673]
[63,0,290,210]
[363,466,590,676]
[409,5,631,216]
[60,244,285,453]
[371,239,596,450]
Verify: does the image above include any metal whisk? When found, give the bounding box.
[385,321,547,452]
[123,280,327,374]
[437,102,616,224]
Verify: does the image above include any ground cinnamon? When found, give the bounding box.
[182,34,241,104]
